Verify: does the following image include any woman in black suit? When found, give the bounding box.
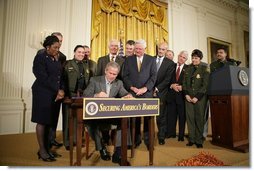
[31,35,64,161]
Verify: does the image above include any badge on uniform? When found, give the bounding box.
[196,74,201,79]
[68,67,74,71]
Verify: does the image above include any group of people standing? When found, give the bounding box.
[31,32,237,164]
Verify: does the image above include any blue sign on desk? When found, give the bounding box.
[83,98,159,120]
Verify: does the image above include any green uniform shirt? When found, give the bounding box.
[183,64,210,100]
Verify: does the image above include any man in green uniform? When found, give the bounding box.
[210,47,237,73]
[183,49,210,148]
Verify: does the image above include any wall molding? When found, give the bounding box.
[0,98,25,134]
[209,0,248,16]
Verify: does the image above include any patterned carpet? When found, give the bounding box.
[0,132,249,166]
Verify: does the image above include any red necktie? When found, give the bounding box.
[176,64,181,81]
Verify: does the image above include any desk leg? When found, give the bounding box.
[76,108,83,166]
[148,116,154,165]
[121,118,128,166]
[69,107,74,166]
[131,118,135,158]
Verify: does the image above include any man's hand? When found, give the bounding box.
[94,91,108,97]
[55,89,65,101]
[176,85,182,91]
[171,83,179,92]
[153,88,158,97]
[130,86,139,94]
[122,93,133,98]
[136,87,147,96]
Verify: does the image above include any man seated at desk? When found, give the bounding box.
[83,61,132,163]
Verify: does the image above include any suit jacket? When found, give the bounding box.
[83,76,129,98]
[96,55,125,78]
[154,57,175,101]
[31,50,63,124]
[122,54,157,98]
[182,64,210,100]
[167,64,188,104]
[37,48,66,68]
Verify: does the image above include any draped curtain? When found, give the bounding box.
[90,0,168,61]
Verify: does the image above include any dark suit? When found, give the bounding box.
[32,50,64,125]
[83,76,129,150]
[122,54,157,145]
[154,57,175,140]
[37,49,66,144]
[96,55,125,78]
[31,50,64,152]
[166,64,188,139]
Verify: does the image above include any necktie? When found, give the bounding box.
[176,64,181,81]
[106,82,111,96]
[111,56,115,61]
[137,58,142,72]
[156,57,162,71]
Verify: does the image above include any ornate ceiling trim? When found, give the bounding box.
[209,0,248,15]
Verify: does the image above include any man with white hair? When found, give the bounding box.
[122,39,157,150]
[166,50,188,141]
[97,39,125,77]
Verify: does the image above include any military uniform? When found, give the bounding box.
[210,59,237,73]
[182,64,210,145]
[62,58,96,148]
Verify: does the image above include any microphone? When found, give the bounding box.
[227,58,241,66]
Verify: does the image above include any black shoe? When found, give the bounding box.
[196,144,203,148]
[166,135,176,138]
[186,142,194,146]
[134,140,142,148]
[112,152,121,164]
[178,137,184,141]
[158,139,165,145]
[51,140,63,147]
[48,151,62,158]
[100,147,111,161]
[37,152,56,162]
[112,153,131,166]
[65,146,70,151]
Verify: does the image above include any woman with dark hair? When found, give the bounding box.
[31,35,64,161]
[182,49,210,148]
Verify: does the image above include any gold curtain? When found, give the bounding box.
[90,0,168,61]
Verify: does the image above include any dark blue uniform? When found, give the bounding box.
[31,51,63,125]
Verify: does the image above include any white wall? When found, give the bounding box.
[0,0,92,134]
[0,0,248,135]
[168,0,248,65]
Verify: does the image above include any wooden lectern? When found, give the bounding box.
[208,66,249,152]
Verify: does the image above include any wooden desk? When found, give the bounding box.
[64,98,156,166]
